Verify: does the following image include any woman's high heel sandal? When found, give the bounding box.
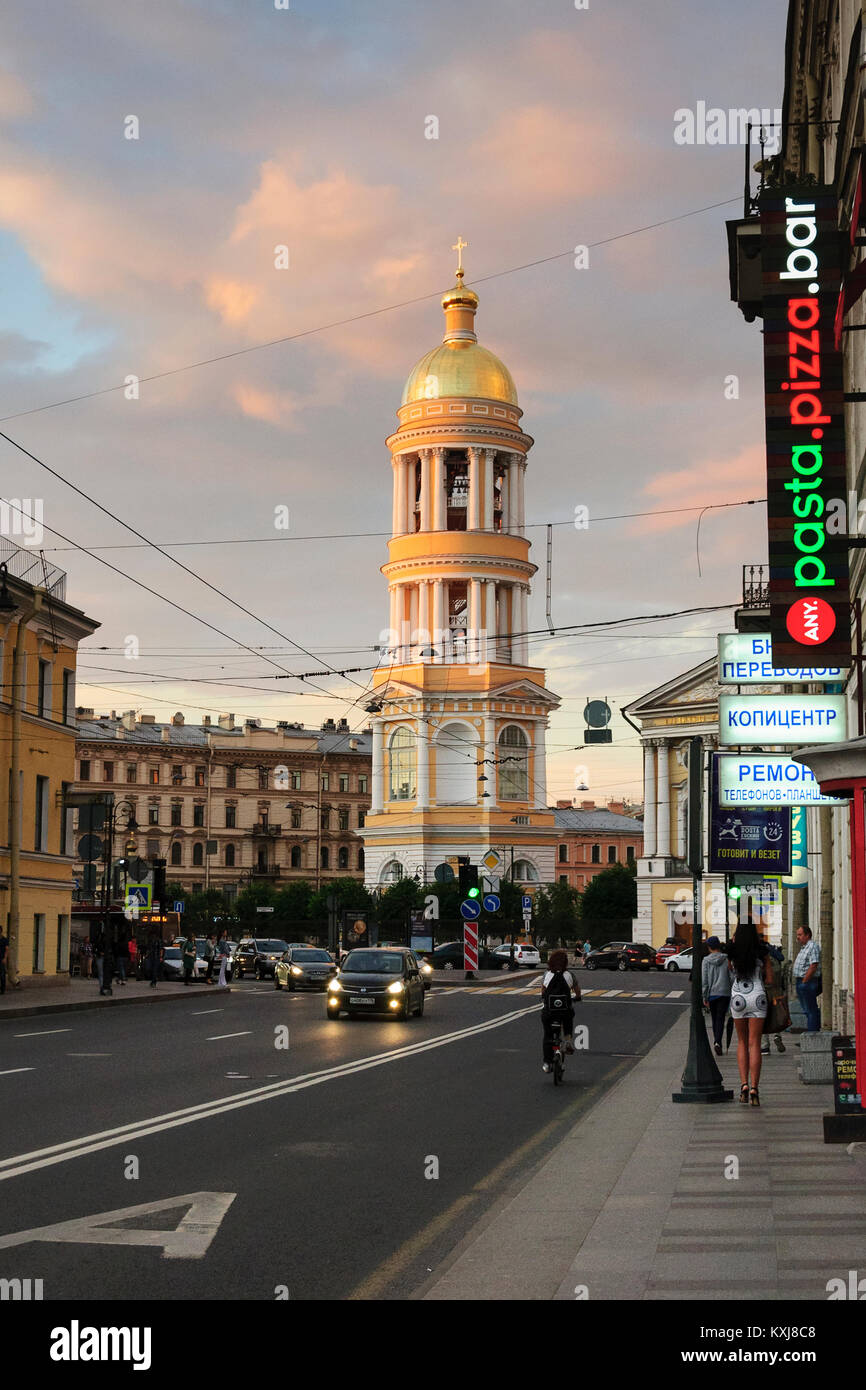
[739,1084,749,1104]
[749,1088,760,1107]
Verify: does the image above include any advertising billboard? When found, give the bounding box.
[717,632,843,684]
[718,693,846,746]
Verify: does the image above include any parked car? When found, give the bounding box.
[274,947,337,991]
[583,941,630,971]
[327,948,426,1019]
[490,943,541,970]
[194,938,236,982]
[424,942,500,971]
[619,942,657,972]
[161,945,207,981]
[664,947,693,972]
[656,938,689,969]
[233,938,289,980]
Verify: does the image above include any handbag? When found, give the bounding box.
[764,996,791,1034]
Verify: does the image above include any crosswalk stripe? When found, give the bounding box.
[667,990,684,998]
[600,989,622,998]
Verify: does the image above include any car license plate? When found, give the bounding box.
[349,996,374,1005]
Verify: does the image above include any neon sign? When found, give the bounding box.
[759,186,850,665]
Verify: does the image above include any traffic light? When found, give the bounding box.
[457,858,480,898]
[728,885,742,901]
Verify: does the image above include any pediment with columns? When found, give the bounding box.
[375,676,558,712]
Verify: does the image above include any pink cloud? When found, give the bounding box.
[637,445,766,534]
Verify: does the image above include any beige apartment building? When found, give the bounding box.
[73,710,372,902]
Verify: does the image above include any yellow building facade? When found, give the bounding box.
[0,549,98,988]
[362,258,559,887]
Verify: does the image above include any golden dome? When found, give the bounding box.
[401,341,518,406]
[401,272,517,406]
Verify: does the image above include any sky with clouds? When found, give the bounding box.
[0,0,790,806]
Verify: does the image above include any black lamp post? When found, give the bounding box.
[100,798,137,995]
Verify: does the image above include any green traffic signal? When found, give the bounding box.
[468,886,480,898]
[728,886,742,900]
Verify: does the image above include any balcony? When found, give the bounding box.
[252,823,282,836]
[251,864,281,878]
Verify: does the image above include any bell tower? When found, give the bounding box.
[362,246,560,891]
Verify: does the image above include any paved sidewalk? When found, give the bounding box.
[0,977,230,1018]
[420,1011,865,1301]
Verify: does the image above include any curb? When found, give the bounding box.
[0,985,233,1020]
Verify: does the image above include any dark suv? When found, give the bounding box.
[234,938,289,980]
[584,941,656,972]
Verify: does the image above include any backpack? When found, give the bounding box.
[544,970,572,1013]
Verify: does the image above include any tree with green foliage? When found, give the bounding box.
[580,862,637,942]
[533,881,581,946]
[183,888,233,929]
[308,876,372,928]
[234,882,278,927]
[274,879,314,930]
[375,877,423,940]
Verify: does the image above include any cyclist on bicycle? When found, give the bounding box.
[541,949,581,1072]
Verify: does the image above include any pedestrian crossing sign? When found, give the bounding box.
[126,883,152,909]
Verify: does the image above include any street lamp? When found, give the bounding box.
[100,798,138,996]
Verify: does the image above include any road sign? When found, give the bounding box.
[126,884,151,909]
[521,895,532,913]
[522,911,532,928]
[77,833,104,862]
[460,898,481,921]
[256,906,275,913]
[174,900,184,913]
[482,849,502,873]
[482,893,500,913]
[483,874,500,894]
[463,921,478,973]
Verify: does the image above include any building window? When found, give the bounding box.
[357,809,365,828]
[57,914,70,973]
[258,767,269,790]
[338,846,349,869]
[192,766,204,788]
[558,843,568,863]
[260,810,269,831]
[171,802,182,826]
[627,845,635,863]
[291,771,301,790]
[148,807,159,826]
[291,807,302,829]
[35,775,49,851]
[321,772,330,792]
[359,774,368,795]
[192,843,204,866]
[357,848,365,871]
[171,841,183,866]
[63,669,75,724]
[149,767,160,785]
[321,808,331,830]
[498,725,529,800]
[37,659,51,718]
[146,838,159,858]
[226,765,236,788]
[290,845,301,869]
[608,845,617,863]
[591,844,600,864]
[339,774,349,793]
[127,764,137,783]
[79,759,90,782]
[338,808,349,832]
[33,914,46,973]
[193,804,205,828]
[388,726,416,801]
[60,782,72,855]
[225,805,236,829]
[171,765,183,785]
[103,761,114,783]
[225,844,235,867]
[559,875,568,886]
[321,846,329,870]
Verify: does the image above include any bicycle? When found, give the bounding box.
[549,1018,565,1085]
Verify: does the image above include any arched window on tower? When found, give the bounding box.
[498,725,529,801]
[388,726,416,801]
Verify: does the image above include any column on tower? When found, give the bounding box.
[643,741,658,856]
[484,580,496,663]
[467,447,481,530]
[513,586,528,664]
[482,449,495,529]
[409,585,419,657]
[392,460,402,538]
[533,724,548,809]
[432,448,447,531]
[432,579,447,661]
[419,449,432,531]
[501,462,511,535]
[389,586,398,646]
[371,723,386,813]
[418,579,431,649]
[469,578,482,665]
[416,714,429,809]
[515,456,526,535]
[483,714,498,806]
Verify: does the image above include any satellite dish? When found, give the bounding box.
[584,700,611,729]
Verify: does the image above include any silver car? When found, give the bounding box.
[274,947,337,991]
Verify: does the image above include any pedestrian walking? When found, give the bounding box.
[726,922,773,1107]
[128,935,138,980]
[181,933,197,985]
[145,931,162,988]
[761,944,788,1056]
[792,925,822,1032]
[217,945,229,988]
[204,934,216,982]
[701,936,731,1055]
[115,933,128,986]
[0,928,8,995]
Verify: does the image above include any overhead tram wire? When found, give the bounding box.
[0,452,368,697]
[0,196,742,427]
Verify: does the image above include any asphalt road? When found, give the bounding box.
[0,972,688,1300]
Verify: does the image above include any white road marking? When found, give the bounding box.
[0,1191,235,1259]
[0,1068,34,1076]
[13,1028,71,1038]
[206,1031,252,1041]
[600,990,622,998]
[0,1005,539,1183]
[66,1054,110,1058]
[191,1010,223,1016]
[667,990,685,998]
[632,992,650,998]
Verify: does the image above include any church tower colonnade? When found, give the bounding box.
[361,248,560,891]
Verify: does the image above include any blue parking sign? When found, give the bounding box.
[522,895,532,913]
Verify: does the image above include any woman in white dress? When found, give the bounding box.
[726,922,773,1107]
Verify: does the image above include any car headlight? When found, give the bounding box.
[387,981,405,995]
[328,979,343,993]
[420,963,432,975]
[291,966,303,976]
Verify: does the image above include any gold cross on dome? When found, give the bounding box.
[452,236,468,275]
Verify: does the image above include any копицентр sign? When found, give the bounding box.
[719,693,846,745]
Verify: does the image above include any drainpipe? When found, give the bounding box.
[7,590,43,988]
